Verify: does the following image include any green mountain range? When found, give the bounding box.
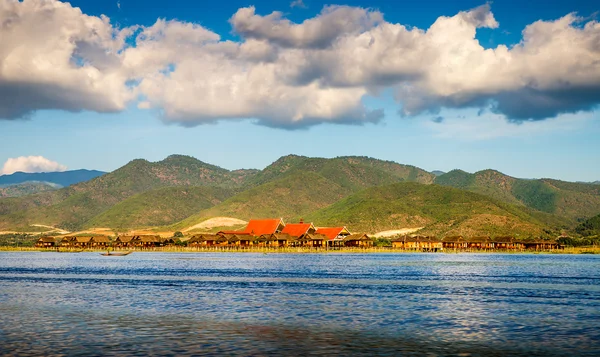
[434,169,600,220]
[0,154,598,237]
[0,181,61,198]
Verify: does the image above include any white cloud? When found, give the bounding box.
[290,0,307,9]
[0,1,599,128]
[1,156,67,175]
[230,6,383,49]
[0,0,135,119]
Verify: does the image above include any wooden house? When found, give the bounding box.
[35,236,57,248]
[60,236,93,248]
[114,235,134,248]
[302,233,329,247]
[188,234,226,247]
[467,236,493,250]
[342,234,373,247]
[259,233,294,247]
[442,236,467,249]
[523,240,562,250]
[492,236,523,250]
[90,236,110,248]
[391,236,441,251]
[131,235,162,248]
[255,234,279,247]
[315,227,351,247]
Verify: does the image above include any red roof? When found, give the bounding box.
[315,227,350,240]
[241,218,285,236]
[281,223,315,237]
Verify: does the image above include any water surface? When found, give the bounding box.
[1,252,599,356]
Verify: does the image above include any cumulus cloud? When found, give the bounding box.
[1,1,600,128]
[1,156,67,175]
[0,0,135,119]
[230,6,383,49]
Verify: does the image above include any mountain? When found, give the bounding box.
[0,169,105,187]
[86,186,234,229]
[170,156,436,231]
[304,182,560,237]
[435,169,600,221]
[431,170,446,176]
[0,155,258,231]
[170,171,350,230]
[0,181,61,198]
[0,154,597,235]
[246,155,435,189]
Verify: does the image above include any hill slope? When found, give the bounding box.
[0,182,61,198]
[86,186,234,229]
[435,170,600,220]
[0,169,105,187]
[0,155,257,231]
[305,182,558,237]
[170,171,350,230]
[246,155,435,190]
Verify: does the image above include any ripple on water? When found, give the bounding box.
[0,252,599,356]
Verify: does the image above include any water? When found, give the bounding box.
[0,252,599,356]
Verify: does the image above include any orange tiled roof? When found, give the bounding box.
[240,218,285,236]
[281,223,314,237]
[315,227,350,240]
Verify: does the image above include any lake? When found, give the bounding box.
[0,252,599,356]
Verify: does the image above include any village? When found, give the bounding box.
[33,218,564,251]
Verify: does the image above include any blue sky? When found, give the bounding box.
[0,0,599,181]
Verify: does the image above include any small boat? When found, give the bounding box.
[100,251,132,256]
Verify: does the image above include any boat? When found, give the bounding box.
[100,251,132,256]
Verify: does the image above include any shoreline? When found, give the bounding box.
[1,246,598,254]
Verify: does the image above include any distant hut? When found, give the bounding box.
[467,236,493,250]
[259,233,294,247]
[90,236,110,248]
[492,236,523,250]
[342,233,373,247]
[131,235,162,248]
[442,236,467,249]
[35,236,57,248]
[315,227,351,247]
[303,233,328,248]
[61,236,93,248]
[523,240,561,250]
[114,235,134,248]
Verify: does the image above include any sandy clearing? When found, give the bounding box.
[372,227,424,238]
[183,217,247,232]
[30,224,70,234]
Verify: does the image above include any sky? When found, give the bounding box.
[0,0,599,181]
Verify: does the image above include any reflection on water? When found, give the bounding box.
[0,253,599,356]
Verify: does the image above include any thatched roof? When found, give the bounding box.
[91,236,110,243]
[37,236,56,243]
[442,236,464,243]
[116,235,134,243]
[132,235,161,243]
[342,233,371,242]
[492,236,515,243]
[304,233,328,241]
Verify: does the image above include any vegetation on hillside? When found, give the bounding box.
[435,169,600,221]
[86,186,234,229]
[0,154,597,236]
[169,171,350,231]
[0,182,60,198]
[305,182,558,238]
